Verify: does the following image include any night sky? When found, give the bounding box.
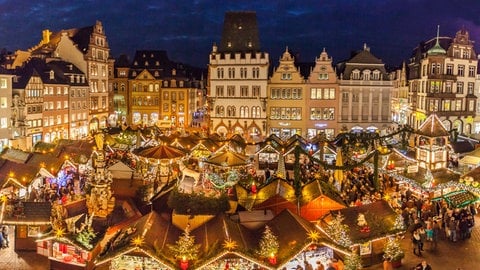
[1,0,480,68]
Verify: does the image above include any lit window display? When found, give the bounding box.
[283,246,334,270]
[202,257,262,270]
[48,241,90,266]
[110,255,169,270]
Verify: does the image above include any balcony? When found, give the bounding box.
[426,92,456,98]
[427,73,457,81]
[433,110,475,117]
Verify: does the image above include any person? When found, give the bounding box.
[1,226,8,248]
[315,261,325,270]
[383,257,393,270]
[0,229,4,248]
[415,260,432,270]
[412,229,423,256]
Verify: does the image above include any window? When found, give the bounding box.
[468,83,474,94]
[362,70,371,80]
[251,106,261,118]
[215,86,224,97]
[456,82,464,94]
[455,100,462,111]
[0,97,7,108]
[310,108,335,120]
[227,86,235,97]
[311,88,322,99]
[252,67,260,78]
[240,67,247,78]
[269,107,301,120]
[431,63,441,74]
[217,68,224,78]
[446,64,453,75]
[0,78,7,88]
[469,66,476,77]
[318,73,328,80]
[57,101,61,109]
[252,86,260,97]
[458,65,465,76]
[342,92,349,102]
[281,73,291,80]
[240,86,248,97]
[240,106,249,118]
[228,68,235,78]
[352,70,360,80]
[445,82,452,93]
[0,117,7,128]
[443,100,450,111]
[227,106,236,117]
[469,100,475,111]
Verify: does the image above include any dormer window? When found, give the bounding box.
[362,70,371,80]
[145,61,149,66]
[227,42,232,48]
[281,73,291,80]
[351,69,360,80]
[155,61,159,66]
[134,61,138,66]
[49,70,54,80]
[247,41,252,48]
[172,69,176,76]
[154,71,159,77]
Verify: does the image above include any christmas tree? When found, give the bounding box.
[392,214,406,231]
[325,212,352,247]
[168,225,200,261]
[383,236,404,261]
[344,251,362,270]
[257,225,279,258]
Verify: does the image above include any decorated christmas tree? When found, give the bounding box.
[344,251,363,270]
[392,214,406,231]
[325,212,352,247]
[383,236,404,261]
[168,225,200,261]
[257,225,279,258]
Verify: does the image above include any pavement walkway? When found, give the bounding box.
[365,214,480,270]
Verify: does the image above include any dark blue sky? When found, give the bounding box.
[1,0,480,68]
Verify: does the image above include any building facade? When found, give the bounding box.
[337,44,393,132]
[408,28,477,134]
[305,49,340,139]
[208,11,269,140]
[0,71,13,150]
[267,48,306,139]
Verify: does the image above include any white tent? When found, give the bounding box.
[460,147,480,167]
[108,161,134,179]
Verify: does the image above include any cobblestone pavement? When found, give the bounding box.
[0,232,49,270]
[365,214,480,270]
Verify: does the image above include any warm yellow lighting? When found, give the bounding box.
[307,230,320,242]
[1,195,7,203]
[64,155,69,160]
[131,235,144,246]
[55,228,64,238]
[40,162,46,168]
[222,238,238,250]
[8,171,14,177]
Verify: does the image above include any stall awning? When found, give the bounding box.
[433,190,479,208]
